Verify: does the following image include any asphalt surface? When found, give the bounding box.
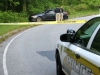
[0,15,98,75]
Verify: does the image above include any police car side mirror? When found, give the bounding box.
[60,34,73,42]
[60,29,75,42]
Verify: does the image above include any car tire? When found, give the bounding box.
[37,17,42,22]
[56,53,65,75]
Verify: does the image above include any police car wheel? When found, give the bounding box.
[56,53,64,75]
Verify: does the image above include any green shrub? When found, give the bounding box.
[63,6,76,14]
[28,1,56,15]
[0,11,27,23]
[73,4,89,11]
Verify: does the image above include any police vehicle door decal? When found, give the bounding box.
[63,46,100,75]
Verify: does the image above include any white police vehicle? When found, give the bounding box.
[55,16,100,75]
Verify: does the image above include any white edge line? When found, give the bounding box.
[3,28,32,75]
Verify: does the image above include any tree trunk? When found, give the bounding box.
[5,0,8,11]
[23,0,26,12]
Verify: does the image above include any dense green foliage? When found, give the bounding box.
[0,0,100,22]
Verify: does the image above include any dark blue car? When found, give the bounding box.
[28,9,68,22]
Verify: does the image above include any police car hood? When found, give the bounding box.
[94,14,100,17]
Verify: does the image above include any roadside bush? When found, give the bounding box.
[88,3,99,10]
[63,6,76,14]
[0,11,12,22]
[28,1,56,15]
[0,11,27,23]
[43,1,55,10]
[73,4,89,11]
[28,4,43,15]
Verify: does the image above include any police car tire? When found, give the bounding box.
[56,53,65,75]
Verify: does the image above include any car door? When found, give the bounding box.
[43,10,55,20]
[88,26,100,75]
[62,17,100,75]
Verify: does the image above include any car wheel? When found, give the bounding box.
[37,17,42,22]
[56,53,64,75]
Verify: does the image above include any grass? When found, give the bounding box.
[69,10,99,18]
[0,24,39,36]
[0,25,28,36]
[0,25,38,43]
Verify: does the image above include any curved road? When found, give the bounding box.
[0,15,97,75]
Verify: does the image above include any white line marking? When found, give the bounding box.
[3,28,33,75]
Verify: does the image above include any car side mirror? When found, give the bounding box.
[60,34,69,42]
[60,34,74,42]
[60,29,75,42]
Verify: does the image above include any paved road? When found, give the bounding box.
[0,15,97,75]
